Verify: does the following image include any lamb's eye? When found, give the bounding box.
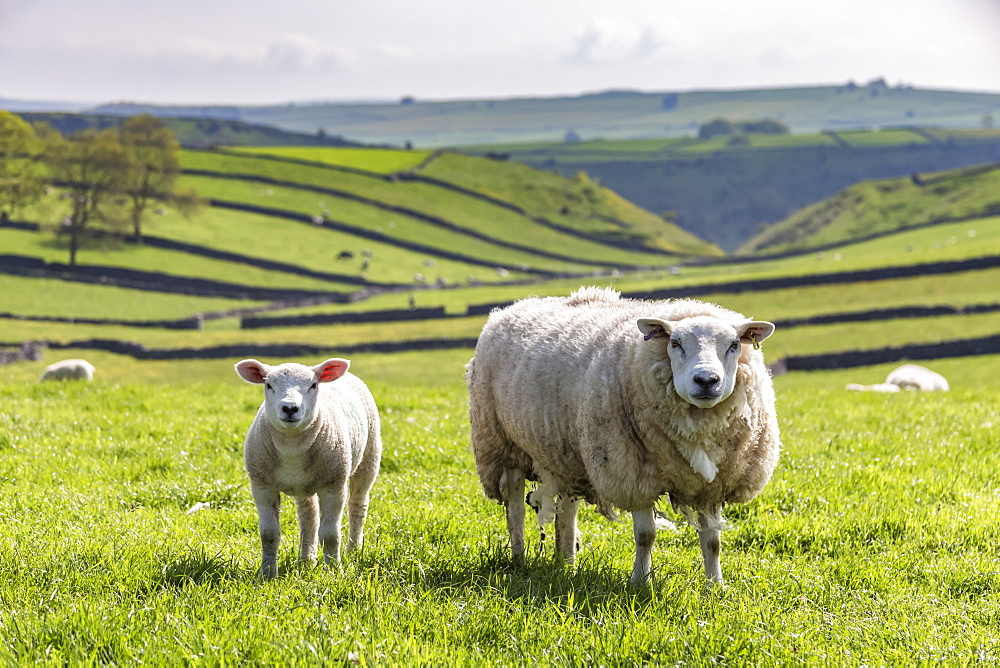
[265,383,273,391]
[671,339,683,351]
[309,383,318,391]
[728,341,740,353]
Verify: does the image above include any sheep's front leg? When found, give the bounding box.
[295,494,320,564]
[554,496,581,563]
[250,482,281,579]
[503,468,526,559]
[317,487,347,566]
[697,508,723,584]
[629,507,656,587]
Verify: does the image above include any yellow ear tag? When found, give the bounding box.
[750,331,761,350]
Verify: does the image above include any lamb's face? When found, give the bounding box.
[637,315,774,409]
[235,358,350,432]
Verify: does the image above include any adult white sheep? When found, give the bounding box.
[885,363,949,391]
[40,358,95,382]
[235,357,382,578]
[467,286,780,586]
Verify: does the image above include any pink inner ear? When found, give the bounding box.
[237,361,267,384]
[316,360,348,382]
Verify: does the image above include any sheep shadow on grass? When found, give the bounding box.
[354,541,661,611]
[153,549,248,588]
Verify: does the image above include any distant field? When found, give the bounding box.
[229,146,432,174]
[2,144,998,390]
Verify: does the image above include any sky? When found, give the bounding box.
[1,0,998,107]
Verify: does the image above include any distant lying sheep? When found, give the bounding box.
[235,357,382,578]
[467,287,780,586]
[40,359,95,382]
[845,363,949,392]
[886,363,949,391]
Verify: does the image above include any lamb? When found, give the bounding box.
[845,363,948,392]
[40,358,95,382]
[467,286,780,586]
[235,357,382,578]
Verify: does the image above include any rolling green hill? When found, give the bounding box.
[470,128,1000,251]
[739,163,1000,254]
[88,83,1000,147]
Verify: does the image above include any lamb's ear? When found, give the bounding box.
[236,359,270,384]
[314,358,350,383]
[737,321,775,345]
[637,318,673,341]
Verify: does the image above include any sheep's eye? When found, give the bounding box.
[671,339,683,351]
[309,383,318,391]
[264,383,273,391]
[728,341,740,353]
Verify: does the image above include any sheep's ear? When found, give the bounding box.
[236,359,270,384]
[737,321,775,345]
[637,318,673,341]
[314,358,350,383]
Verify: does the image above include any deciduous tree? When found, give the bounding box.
[0,110,45,224]
[118,114,189,243]
[41,127,130,266]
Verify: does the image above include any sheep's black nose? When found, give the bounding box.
[693,372,720,388]
[281,405,298,417]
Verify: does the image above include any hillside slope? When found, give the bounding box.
[481,129,1000,251]
[739,163,1000,255]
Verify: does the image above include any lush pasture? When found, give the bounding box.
[0,356,998,663]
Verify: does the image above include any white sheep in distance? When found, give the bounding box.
[40,359,95,382]
[845,363,949,392]
[235,357,382,578]
[886,363,949,391]
[467,287,780,586]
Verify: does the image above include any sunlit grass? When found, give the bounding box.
[0,359,998,662]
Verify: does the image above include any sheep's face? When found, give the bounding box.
[235,358,350,432]
[638,316,774,409]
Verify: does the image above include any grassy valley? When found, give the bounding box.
[472,128,1000,250]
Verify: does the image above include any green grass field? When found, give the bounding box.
[0,356,998,663]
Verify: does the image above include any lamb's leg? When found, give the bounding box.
[295,494,320,563]
[346,473,375,552]
[347,431,381,552]
[697,507,724,583]
[317,486,348,566]
[250,482,281,579]
[554,496,581,563]
[503,468,526,559]
[629,507,656,587]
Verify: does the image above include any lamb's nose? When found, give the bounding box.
[281,404,298,417]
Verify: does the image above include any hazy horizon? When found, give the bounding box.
[2,0,998,107]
